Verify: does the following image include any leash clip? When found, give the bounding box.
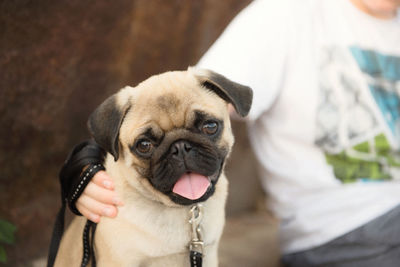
[189,204,204,254]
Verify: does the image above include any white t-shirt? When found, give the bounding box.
[197,0,400,254]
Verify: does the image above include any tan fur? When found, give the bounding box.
[55,69,237,267]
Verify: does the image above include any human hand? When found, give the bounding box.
[76,170,124,223]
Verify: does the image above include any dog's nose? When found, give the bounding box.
[170,140,192,158]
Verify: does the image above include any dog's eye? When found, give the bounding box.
[202,121,219,135]
[136,139,154,154]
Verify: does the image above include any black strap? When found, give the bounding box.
[47,140,106,267]
[68,164,105,215]
[47,201,66,267]
[190,250,203,267]
[81,220,97,267]
[60,140,106,215]
[90,222,97,267]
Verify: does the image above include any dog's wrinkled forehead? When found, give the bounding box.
[119,71,227,133]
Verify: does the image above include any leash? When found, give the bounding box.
[47,140,105,267]
[47,162,102,267]
[189,204,204,267]
[81,220,97,267]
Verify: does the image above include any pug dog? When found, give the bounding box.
[54,67,252,267]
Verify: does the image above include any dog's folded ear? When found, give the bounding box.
[191,67,253,117]
[87,93,131,161]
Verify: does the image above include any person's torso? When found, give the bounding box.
[248,0,400,253]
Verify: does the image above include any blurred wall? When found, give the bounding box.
[0,0,263,265]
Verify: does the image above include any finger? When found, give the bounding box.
[84,181,124,206]
[76,202,101,223]
[91,171,114,190]
[78,194,118,218]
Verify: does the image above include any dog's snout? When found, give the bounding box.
[170,140,192,158]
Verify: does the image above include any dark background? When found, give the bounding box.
[0,1,278,266]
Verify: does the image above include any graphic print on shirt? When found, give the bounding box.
[315,46,400,183]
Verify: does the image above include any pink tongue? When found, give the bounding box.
[172,173,210,200]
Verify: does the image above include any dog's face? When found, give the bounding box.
[88,68,252,206]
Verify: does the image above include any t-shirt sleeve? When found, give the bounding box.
[196,0,292,120]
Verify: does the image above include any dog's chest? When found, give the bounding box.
[96,207,190,259]
[94,193,225,265]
